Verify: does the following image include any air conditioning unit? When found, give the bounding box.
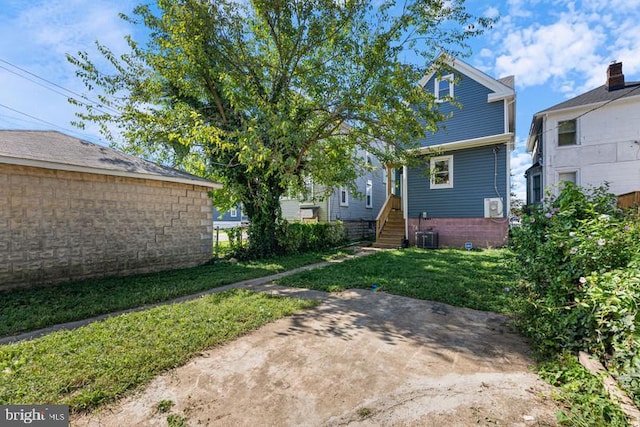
[484,198,503,218]
[415,231,439,249]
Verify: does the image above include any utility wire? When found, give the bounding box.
[534,84,640,140]
[0,57,119,115]
[0,103,104,144]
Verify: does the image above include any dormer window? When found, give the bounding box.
[435,74,454,102]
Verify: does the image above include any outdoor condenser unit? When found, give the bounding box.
[415,231,439,249]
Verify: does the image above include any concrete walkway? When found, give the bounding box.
[0,247,379,345]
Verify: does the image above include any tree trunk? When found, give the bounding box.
[242,180,284,259]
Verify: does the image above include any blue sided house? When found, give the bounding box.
[375,55,515,249]
[213,203,249,228]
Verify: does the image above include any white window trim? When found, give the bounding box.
[435,74,454,103]
[230,207,238,217]
[530,172,542,204]
[557,169,580,186]
[365,180,373,208]
[557,118,578,147]
[339,187,349,207]
[430,155,454,189]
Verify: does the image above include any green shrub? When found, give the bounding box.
[277,221,347,254]
[225,221,347,260]
[580,261,640,406]
[509,182,640,411]
[226,226,249,258]
[538,353,629,426]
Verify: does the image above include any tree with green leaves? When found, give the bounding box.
[68,0,493,258]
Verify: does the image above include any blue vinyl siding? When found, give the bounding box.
[407,144,507,218]
[213,204,247,223]
[330,168,386,221]
[417,71,505,147]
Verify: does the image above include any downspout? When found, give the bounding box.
[506,98,516,217]
[403,165,409,242]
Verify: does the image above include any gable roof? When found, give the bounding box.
[0,130,220,188]
[418,54,515,103]
[527,80,640,152]
[537,82,640,115]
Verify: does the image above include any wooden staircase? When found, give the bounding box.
[374,195,405,249]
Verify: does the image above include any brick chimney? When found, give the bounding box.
[606,61,625,91]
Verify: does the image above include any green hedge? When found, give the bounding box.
[224,221,347,259]
[277,221,347,253]
[509,183,640,407]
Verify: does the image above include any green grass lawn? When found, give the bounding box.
[0,289,317,412]
[277,248,518,314]
[0,247,626,424]
[0,249,351,337]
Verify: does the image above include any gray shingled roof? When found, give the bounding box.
[537,81,640,114]
[498,75,515,89]
[0,130,219,188]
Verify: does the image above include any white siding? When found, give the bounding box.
[543,96,640,196]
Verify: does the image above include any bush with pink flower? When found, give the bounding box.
[509,182,640,405]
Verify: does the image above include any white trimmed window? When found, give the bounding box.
[435,74,454,102]
[531,173,542,204]
[382,168,387,185]
[365,180,373,208]
[230,207,238,217]
[339,187,349,206]
[558,119,577,146]
[430,155,453,189]
[558,171,577,184]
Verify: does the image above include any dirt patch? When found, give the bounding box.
[73,288,560,426]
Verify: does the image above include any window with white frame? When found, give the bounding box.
[558,171,577,184]
[230,207,238,217]
[558,119,577,146]
[531,173,542,204]
[365,180,373,208]
[339,187,349,206]
[429,155,453,189]
[435,74,454,102]
[382,168,387,185]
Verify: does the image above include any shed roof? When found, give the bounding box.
[0,130,220,188]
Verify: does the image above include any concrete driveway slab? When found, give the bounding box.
[73,289,559,426]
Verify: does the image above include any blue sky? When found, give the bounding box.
[1,0,640,201]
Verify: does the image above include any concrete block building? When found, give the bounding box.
[0,130,220,290]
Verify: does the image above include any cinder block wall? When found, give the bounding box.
[0,164,213,290]
[407,217,507,249]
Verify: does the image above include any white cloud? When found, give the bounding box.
[494,20,606,90]
[0,1,135,143]
[483,6,500,19]
[481,0,640,97]
[510,137,531,202]
[505,0,542,18]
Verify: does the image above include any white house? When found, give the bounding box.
[526,62,640,205]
